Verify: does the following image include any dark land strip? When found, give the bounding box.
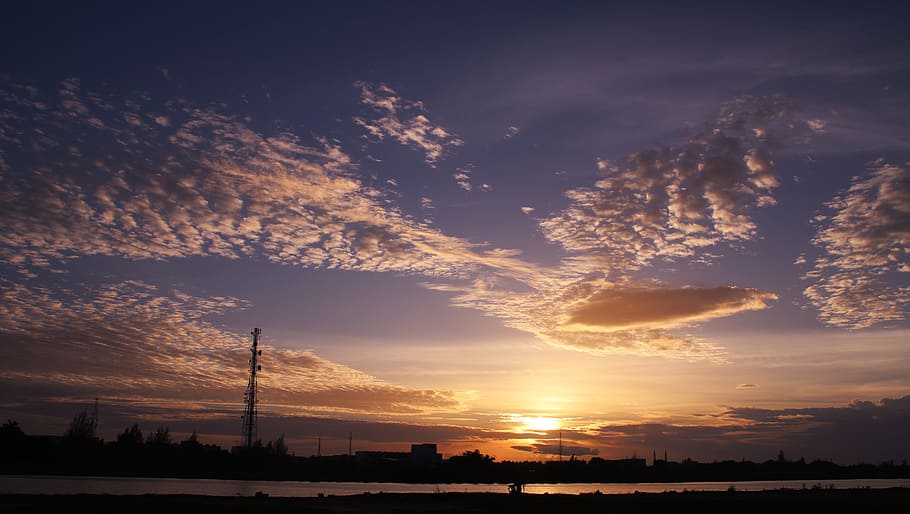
[2,488,910,514]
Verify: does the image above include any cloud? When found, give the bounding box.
[353,81,463,166]
[453,165,473,191]
[736,383,758,389]
[419,97,821,359]
[455,180,472,191]
[0,79,817,364]
[521,206,535,215]
[425,277,728,360]
[3,77,528,419]
[539,95,818,273]
[564,287,777,332]
[2,394,495,455]
[448,164,492,193]
[511,442,599,457]
[504,125,521,139]
[573,395,910,463]
[803,161,910,328]
[400,95,832,359]
[717,396,910,462]
[0,278,463,417]
[0,78,538,285]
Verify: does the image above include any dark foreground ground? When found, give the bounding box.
[3,489,910,514]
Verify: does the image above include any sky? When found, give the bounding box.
[1,1,909,464]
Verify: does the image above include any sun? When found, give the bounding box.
[517,416,560,432]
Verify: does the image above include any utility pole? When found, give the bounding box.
[558,430,563,462]
[241,328,262,448]
[349,432,353,456]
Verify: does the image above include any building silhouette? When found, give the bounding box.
[355,443,442,466]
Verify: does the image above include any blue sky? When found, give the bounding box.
[1,1,908,462]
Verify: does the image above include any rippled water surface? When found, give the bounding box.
[2,475,909,497]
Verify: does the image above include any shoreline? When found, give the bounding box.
[3,488,909,513]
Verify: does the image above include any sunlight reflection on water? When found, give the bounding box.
[2,476,909,496]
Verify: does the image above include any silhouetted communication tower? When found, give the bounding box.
[241,327,262,448]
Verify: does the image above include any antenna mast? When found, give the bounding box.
[90,398,99,435]
[241,328,262,448]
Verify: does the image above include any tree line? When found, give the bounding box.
[2,415,908,483]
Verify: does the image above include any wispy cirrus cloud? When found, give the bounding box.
[802,161,910,328]
[353,81,463,166]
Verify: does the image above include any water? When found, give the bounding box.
[1,475,908,496]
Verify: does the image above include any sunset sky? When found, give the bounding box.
[1,2,908,464]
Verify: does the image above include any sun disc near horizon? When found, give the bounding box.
[518,416,560,432]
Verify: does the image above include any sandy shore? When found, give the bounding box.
[2,489,909,513]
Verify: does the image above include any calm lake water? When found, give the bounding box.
[1,475,908,496]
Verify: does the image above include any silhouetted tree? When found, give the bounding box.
[275,434,287,456]
[266,434,288,456]
[146,426,171,447]
[1,419,26,449]
[181,430,201,447]
[0,420,28,467]
[450,449,495,466]
[116,424,143,447]
[64,409,97,441]
[1,419,25,440]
